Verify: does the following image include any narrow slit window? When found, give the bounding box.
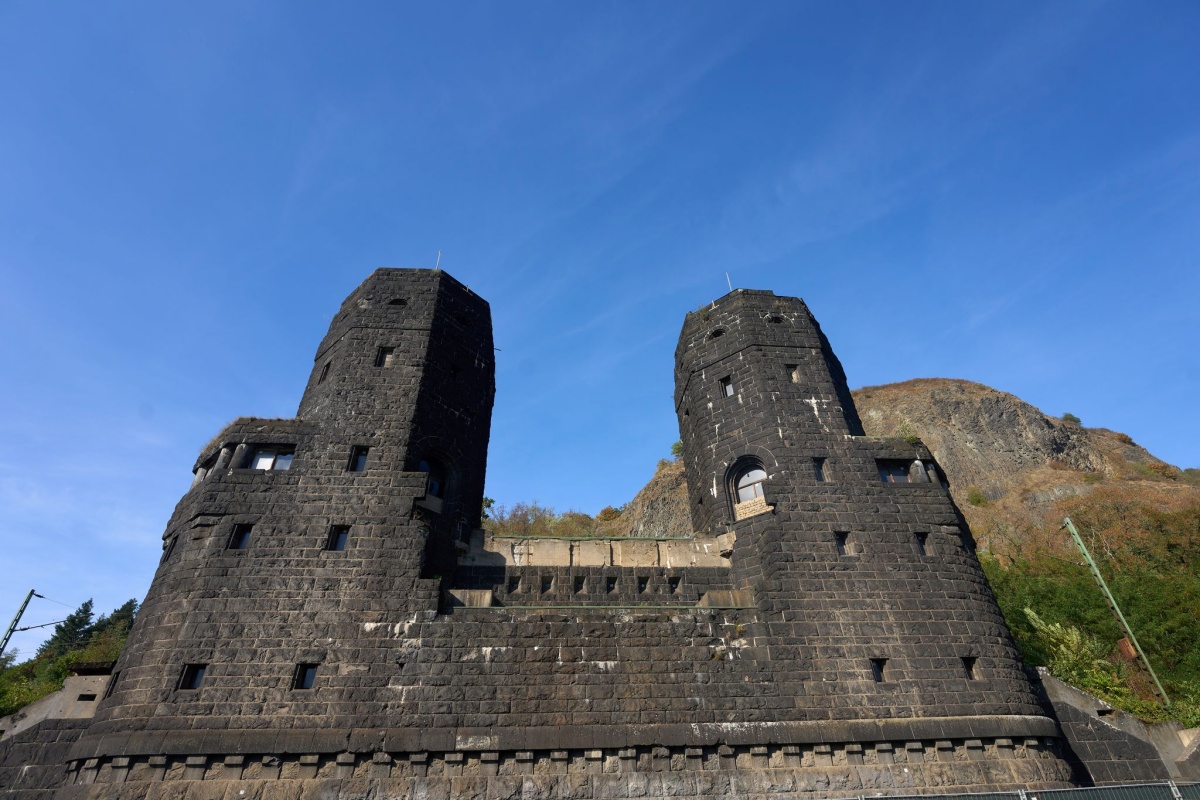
[668,577,681,594]
[228,524,253,551]
[161,536,177,564]
[574,576,586,594]
[318,361,331,384]
[786,364,800,384]
[326,525,350,551]
[292,663,318,690]
[962,656,978,680]
[103,672,119,699]
[812,457,827,482]
[870,658,887,682]
[375,347,395,367]
[179,663,207,691]
[915,532,928,556]
[347,446,370,473]
[719,376,734,397]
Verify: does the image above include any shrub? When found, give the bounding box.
[966,486,988,507]
[596,506,623,522]
[1062,413,1082,425]
[671,441,684,459]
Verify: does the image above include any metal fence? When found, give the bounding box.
[844,783,1199,800]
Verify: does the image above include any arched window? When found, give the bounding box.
[417,457,448,514]
[735,466,767,503]
[729,458,771,520]
[418,458,446,498]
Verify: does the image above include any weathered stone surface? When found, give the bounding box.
[0,275,1085,799]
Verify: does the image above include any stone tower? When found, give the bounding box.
[37,275,1076,799]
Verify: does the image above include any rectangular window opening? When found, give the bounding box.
[574,576,586,594]
[835,531,850,556]
[877,459,911,484]
[1097,708,1115,717]
[228,524,253,551]
[375,346,396,368]
[77,693,97,702]
[318,361,331,384]
[637,576,649,594]
[292,663,318,690]
[870,658,887,683]
[786,364,800,384]
[508,576,520,594]
[813,457,827,483]
[161,536,177,564]
[962,656,978,680]
[245,446,295,471]
[916,532,928,557]
[541,575,553,594]
[606,576,618,594]
[347,446,370,473]
[668,576,681,594]
[178,663,207,691]
[326,525,350,551]
[719,376,734,398]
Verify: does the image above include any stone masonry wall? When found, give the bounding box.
[1,275,1084,800]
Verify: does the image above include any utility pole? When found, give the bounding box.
[1,589,41,660]
[1062,517,1170,706]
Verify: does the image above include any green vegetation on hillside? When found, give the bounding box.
[980,487,1200,726]
[0,599,137,717]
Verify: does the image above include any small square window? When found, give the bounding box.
[719,376,734,398]
[915,532,929,557]
[786,364,800,383]
[228,524,253,551]
[813,457,827,482]
[318,361,331,384]
[245,446,295,471]
[179,663,207,691]
[375,347,395,368]
[870,658,887,682]
[326,525,350,551]
[962,656,978,680]
[347,446,370,473]
[292,663,318,690]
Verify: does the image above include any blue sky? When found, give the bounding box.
[2,1,1197,657]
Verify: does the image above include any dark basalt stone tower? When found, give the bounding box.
[39,275,1076,800]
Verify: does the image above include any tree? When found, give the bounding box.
[36,599,94,659]
[1062,412,1082,425]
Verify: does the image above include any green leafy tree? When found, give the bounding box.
[36,599,94,659]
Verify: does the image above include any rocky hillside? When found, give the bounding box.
[852,378,1199,555]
